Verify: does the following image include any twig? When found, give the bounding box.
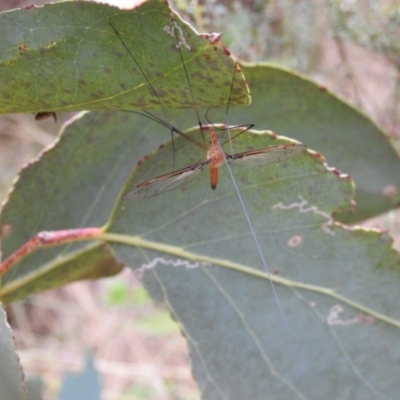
[0,227,103,276]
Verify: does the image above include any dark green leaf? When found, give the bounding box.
[0,112,152,303]
[104,128,400,400]
[2,110,400,399]
[0,306,27,400]
[26,376,44,400]
[1,2,400,397]
[230,64,400,223]
[0,0,249,114]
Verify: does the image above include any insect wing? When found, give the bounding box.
[124,162,207,199]
[229,143,306,167]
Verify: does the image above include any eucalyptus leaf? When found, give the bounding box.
[0,306,27,400]
[106,128,400,400]
[229,64,400,223]
[0,112,153,303]
[1,1,400,398]
[0,0,249,114]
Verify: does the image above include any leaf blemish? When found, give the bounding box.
[200,32,222,45]
[382,185,398,198]
[134,257,210,279]
[287,235,302,247]
[268,131,279,139]
[222,47,231,56]
[1,224,12,238]
[111,49,125,59]
[163,22,191,51]
[273,195,334,235]
[18,44,28,54]
[327,305,375,326]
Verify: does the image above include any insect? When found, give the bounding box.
[124,125,306,199]
[34,112,57,122]
[111,19,306,200]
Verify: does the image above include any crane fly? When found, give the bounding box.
[124,126,306,199]
[110,19,306,200]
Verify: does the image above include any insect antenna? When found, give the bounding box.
[110,19,212,160]
[109,22,180,159]
[169,18,207,144]
[225,60,237,118]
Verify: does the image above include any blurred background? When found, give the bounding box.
[1,0,400,399]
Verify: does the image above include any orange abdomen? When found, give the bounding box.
[210,166,218,190]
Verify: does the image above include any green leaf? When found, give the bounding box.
[0,0,249,114]
[0,112,154,303]
[105,128,400,399]
[1,1,400,397]
[230,63,400,223]
[2,0,396,225]
[1,112,400,397]
[0,306,27,400]
[26,377,44,400]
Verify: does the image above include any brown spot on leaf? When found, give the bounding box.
[112,49,125,59]
[311,151,324,160]
[157,89,167,98]
[269,131,278,139]
[1,224,12,238]
[287,235,302,247]
[75,1,85,11]
[93,90,105,98]
[222,47,231,56]
[200,32,222,45]
[18,44,28,55]
[382,185,398,198]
